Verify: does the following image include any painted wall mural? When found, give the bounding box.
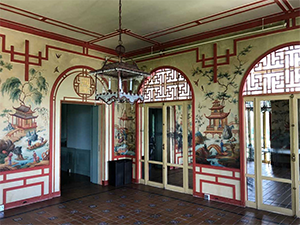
[114,103,136,156]
[192,45,252,168]
[0,68,49,171]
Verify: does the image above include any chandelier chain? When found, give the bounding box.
[118,0,122,45]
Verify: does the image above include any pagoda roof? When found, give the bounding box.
[10,112,38,119]
[209,100,224,110]
[13,105,35,114]
[204,111,230,120]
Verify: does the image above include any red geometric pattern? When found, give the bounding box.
[142,68,192,102]
[243,45,300,96]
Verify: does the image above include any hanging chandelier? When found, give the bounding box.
[90,0,150,105]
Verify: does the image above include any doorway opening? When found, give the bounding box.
[60,103,99,189]
[242,44,300,216]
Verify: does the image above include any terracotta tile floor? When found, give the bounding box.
[1,174,300,225]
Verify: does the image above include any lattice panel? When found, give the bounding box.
[142,68,192,102]
[243,45,300,96]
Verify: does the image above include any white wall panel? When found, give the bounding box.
[44,168,49,174]
[202,182,233,199]
[6,185,42,203]
[26,176,49,195]
[202,168,233,177]
[7,170,42,180]
[0,181,24,204]
[195,174,216,192]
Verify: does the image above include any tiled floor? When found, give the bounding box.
[1,173,300,225]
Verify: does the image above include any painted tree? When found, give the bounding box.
[195,102,206,132]
[192,45,252,104]
[0,54,13,84]
[1,68,48,105]
[0,108,12,124]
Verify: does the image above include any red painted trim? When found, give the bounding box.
[0,18,117,56]
[197,163,240,172]
[199,180,236,200]
[195,171,240,181]
[282,0,294,11]
[0,2,105,38]
[213,43,217,83]
[0,166,49,175]
[239,100,246,206]
[124,30,160,45]
[3,181,44,205]
[0,174,48,184]
[144,0,274,39]
[125,11,300,58]
[102,180,109,186]
[275,0,288,12]
[24,40,29,81]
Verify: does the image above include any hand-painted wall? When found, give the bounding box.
[191,46,252,169]
[114,103,136,156]
[0,68,49,171]
[0,19,299,209]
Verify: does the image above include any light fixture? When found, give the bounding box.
[90,0,149,105]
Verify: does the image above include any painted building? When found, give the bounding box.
[0,0,299,218]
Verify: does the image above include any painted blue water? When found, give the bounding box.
[12,131,49,168]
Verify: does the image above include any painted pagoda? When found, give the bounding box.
[10,105,37,132]
[204,100,230,137]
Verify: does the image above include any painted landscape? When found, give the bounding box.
[0,68,50,172]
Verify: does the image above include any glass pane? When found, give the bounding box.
[167,105,183,165]
[149,108,163,162]
[141,162,144,180]
[187,104,193,166]
[167,166,183,187]
[261,100,291,179]
[262,180,291,209]
[247,177,255,202]
[149,163,162,183]
[140,106,144,160]
[188,169,193,189]
[245,101,254,175]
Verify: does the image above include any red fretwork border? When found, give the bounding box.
[0,33,112,81]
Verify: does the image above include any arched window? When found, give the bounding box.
[243,45,300,96]
[141,67,192,102]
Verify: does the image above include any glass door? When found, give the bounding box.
[140,101,193,194]
[245,95,297,216]
[146,105,164,188]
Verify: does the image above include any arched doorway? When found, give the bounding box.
[240,43,300,216]
[137,66,195,194]
[49,66,110,195]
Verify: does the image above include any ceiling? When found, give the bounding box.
[0,0,299,57]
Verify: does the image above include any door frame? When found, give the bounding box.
[243,94,299,216]
[139,100,193,194]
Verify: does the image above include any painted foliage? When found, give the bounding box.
[192,45,252,168]
[114,103,136,156]
[0,67,49,171]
